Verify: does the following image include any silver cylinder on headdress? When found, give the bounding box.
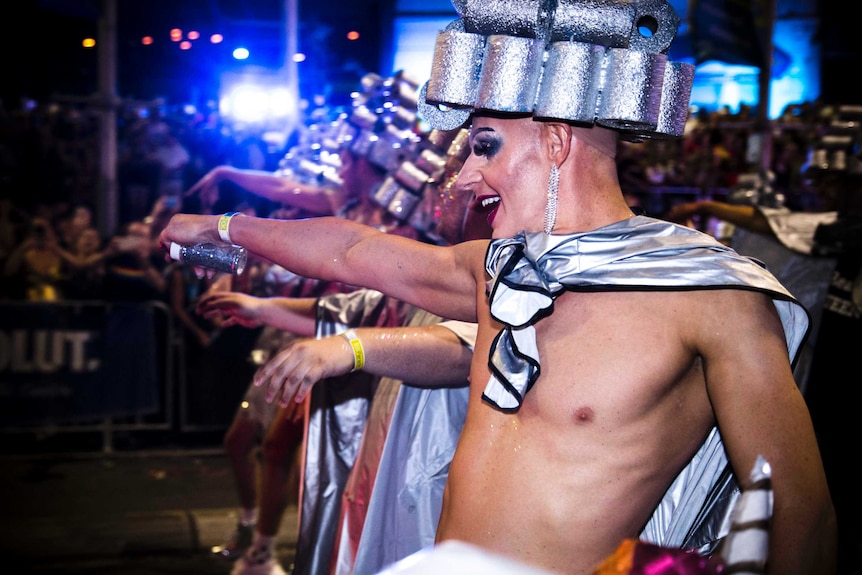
[551,0,634,47]
[447,128,471,158]
[535,41,603,122]
[629,0,680,54]
[426,29,486,107]
[386,186,423,221]
[350,105,379,131]
[371,176,403,208]
[367,125,417,172]
[408,191,439,239]
[394,161,433,192]
[476,35,544,113]
[381,74,420,108]
[350,130,379,160]
[427,128,461,151]
[390,106,418,130]
[359,73,384,94]
[596,48,665,131]
[454,0,546,38]
[650,61,695,138]
[327,120,357,146]
[414,149,448,181]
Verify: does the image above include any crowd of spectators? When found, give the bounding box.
[0,97,286,303]
[0,96,845,306]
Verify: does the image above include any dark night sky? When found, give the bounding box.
[5,0,391,106]
[5,0,861,109]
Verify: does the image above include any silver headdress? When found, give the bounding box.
[418,0,694,141]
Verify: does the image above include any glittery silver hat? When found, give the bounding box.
[418,0,694,141]
[274,72,424,192]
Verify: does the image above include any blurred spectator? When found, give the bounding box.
[55,203,95,250]
[53,226,108,300]
[152,130,191,199]
[3,217,64,301]
[101,220,167,302]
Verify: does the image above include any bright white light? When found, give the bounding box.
[220,83,298,125]
[224,86,269,123]
[233,47,250,60]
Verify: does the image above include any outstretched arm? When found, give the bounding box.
[255,322,475,406]
[196,291,318,335]
[665,200,773,236]
[185,165,340,216]
[159,213,484,323]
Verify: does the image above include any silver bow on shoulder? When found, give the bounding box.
[481,216,809,411]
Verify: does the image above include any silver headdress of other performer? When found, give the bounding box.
[328,71,423,172]
[275,72,423,192]
[418,0,694,141]
[371,127,472,240]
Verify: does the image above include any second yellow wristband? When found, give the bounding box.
[341,329,365,372]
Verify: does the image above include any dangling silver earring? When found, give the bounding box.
[543,164,559,235]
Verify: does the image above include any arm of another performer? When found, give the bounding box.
[159,213,483,323]
[255,322,475,407]
[185,166,341,216]
[195,291,318,336]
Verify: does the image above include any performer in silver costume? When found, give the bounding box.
[161,1,835,573]
[298,129,487,575]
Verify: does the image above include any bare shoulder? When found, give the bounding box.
[680,287,797,398]
[682,287,786,343]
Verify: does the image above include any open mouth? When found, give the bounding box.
[475,195,501,227]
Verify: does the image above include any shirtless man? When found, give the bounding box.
[160,2,835,573]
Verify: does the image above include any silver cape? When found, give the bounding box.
[292,289,414,575]
[348,315,475,575]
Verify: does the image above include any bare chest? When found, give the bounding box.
[472,289,707,430]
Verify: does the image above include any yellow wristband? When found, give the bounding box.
[218,212,240,244]
[341,329,365,372]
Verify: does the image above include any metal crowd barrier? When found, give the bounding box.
[0,299,175,453]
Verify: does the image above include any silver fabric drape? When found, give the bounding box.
[350,316,475,575]
[292,289,414,575]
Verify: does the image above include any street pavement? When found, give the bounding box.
[1,447,298,575]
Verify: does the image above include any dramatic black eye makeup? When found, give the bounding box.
[470,128,501,158]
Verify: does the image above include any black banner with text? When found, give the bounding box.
[0,302,161,426]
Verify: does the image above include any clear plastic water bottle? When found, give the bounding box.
[169,242,248,275]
